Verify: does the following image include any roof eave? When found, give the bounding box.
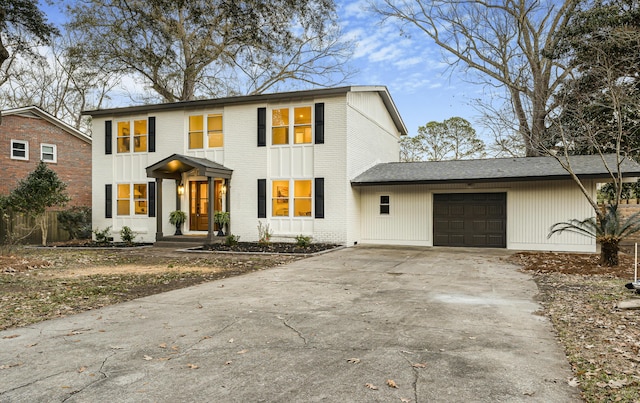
[351,173,640,186]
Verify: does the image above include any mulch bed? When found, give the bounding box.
[200,242,340,254]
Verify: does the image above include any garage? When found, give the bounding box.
[433,193,506,247]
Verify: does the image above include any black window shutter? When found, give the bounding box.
[105,120,112,155]
[314,103,324,144]
[148,117,156,152]
[258,179,266,218]
[105,184,113,218]
[257,108,266,147]
[314,178,324,219]
[148,181,156,217]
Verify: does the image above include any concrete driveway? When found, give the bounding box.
[0,246,580,402]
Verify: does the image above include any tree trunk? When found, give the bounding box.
[39,215,48,246]
[600,237,620,266]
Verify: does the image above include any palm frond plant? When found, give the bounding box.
[549,204,640,266]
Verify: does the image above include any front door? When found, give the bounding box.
[190,181,208,231]
[189,180,224,231]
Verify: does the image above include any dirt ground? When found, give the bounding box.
[511,251,640,402]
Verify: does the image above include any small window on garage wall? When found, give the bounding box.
[380,195,390,215]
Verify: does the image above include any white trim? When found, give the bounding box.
[40,143,57,163]
[10,139,29,161]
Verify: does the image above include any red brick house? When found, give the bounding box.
[1,106,92,207]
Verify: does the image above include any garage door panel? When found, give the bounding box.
[433,193,506,248]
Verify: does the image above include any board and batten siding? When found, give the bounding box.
[358,180,598,252]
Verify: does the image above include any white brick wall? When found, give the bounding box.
[91,88,404,245]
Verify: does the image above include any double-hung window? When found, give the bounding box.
[272,179,312,217]
[41,144,57,163]
[272,106,312,145]
[10,140,28,160]
[117,183,148,216]
[117,120,147,153]
[189,114,224,149]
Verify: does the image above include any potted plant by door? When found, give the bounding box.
[169,210,187,235]
[214,211,230,236]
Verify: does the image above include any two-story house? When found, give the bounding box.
[1,106,92,207]
[85,86,640,252]
[85,86,406,245]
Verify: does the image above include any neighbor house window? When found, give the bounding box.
[380,195,390,215]
[117,120,147,153]
[41,144,57,163]
[272,179,312,217]
[271,106,312,145]
[117,183,148,216]
[189,114,224,149]
[10,140,28,160]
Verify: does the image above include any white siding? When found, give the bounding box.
[358,180,598,252]
[345,91,402,246]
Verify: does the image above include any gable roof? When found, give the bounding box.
[1,106,91,144]
[351,154,640,186]
[82,86,408,136]
[146,154,233,180]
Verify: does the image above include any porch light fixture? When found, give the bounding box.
[221,184,227,195]
[177,184,185,196]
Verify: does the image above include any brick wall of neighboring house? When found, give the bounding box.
[0,113,92,208]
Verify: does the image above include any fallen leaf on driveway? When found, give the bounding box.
[347,358,360,364]
[567,378,580,387]
[187,363,199,369]
[158,343,167,349]
[387,379,398,388]
[400,398,411,402]
[78,366,87,373]
[412,362,427,368]
[3,334,20,339]
[365,383,378,390]
[143,355,153,361]
[224,361,232,365]
[237,349,248,354]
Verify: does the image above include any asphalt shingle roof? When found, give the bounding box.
[351,154,640,185]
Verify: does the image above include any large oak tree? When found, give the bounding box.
[66,0,353,102]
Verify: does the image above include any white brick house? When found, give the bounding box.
[86,86,640,252]
[85,86,406,245]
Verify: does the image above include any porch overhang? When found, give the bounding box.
[146,153,233,180]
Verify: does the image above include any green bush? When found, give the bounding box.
[295,234,312,248]
[57,207,92,239]
[93,226,112,244]
[225,234,240,246]
[120,226,136,244]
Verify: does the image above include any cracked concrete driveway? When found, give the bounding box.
[0,246,580,402]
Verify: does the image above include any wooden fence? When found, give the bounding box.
[0,210,70,245]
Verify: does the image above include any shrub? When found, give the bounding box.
[257,221,272,245]
[120,226,136,244]
[295,234,312,248]
[57,207,92,239]
[93,226,112,244]
[225,234,240,246]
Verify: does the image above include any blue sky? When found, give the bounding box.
[39,0,483,139]
[337,0,481,137]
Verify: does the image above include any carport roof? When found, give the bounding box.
[351,154,640,185]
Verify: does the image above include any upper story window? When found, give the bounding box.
[272,106,312,145]
[10,140,28,160]
[189,114,223,149]
[41,144,57,163]
[117,119,147,153]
